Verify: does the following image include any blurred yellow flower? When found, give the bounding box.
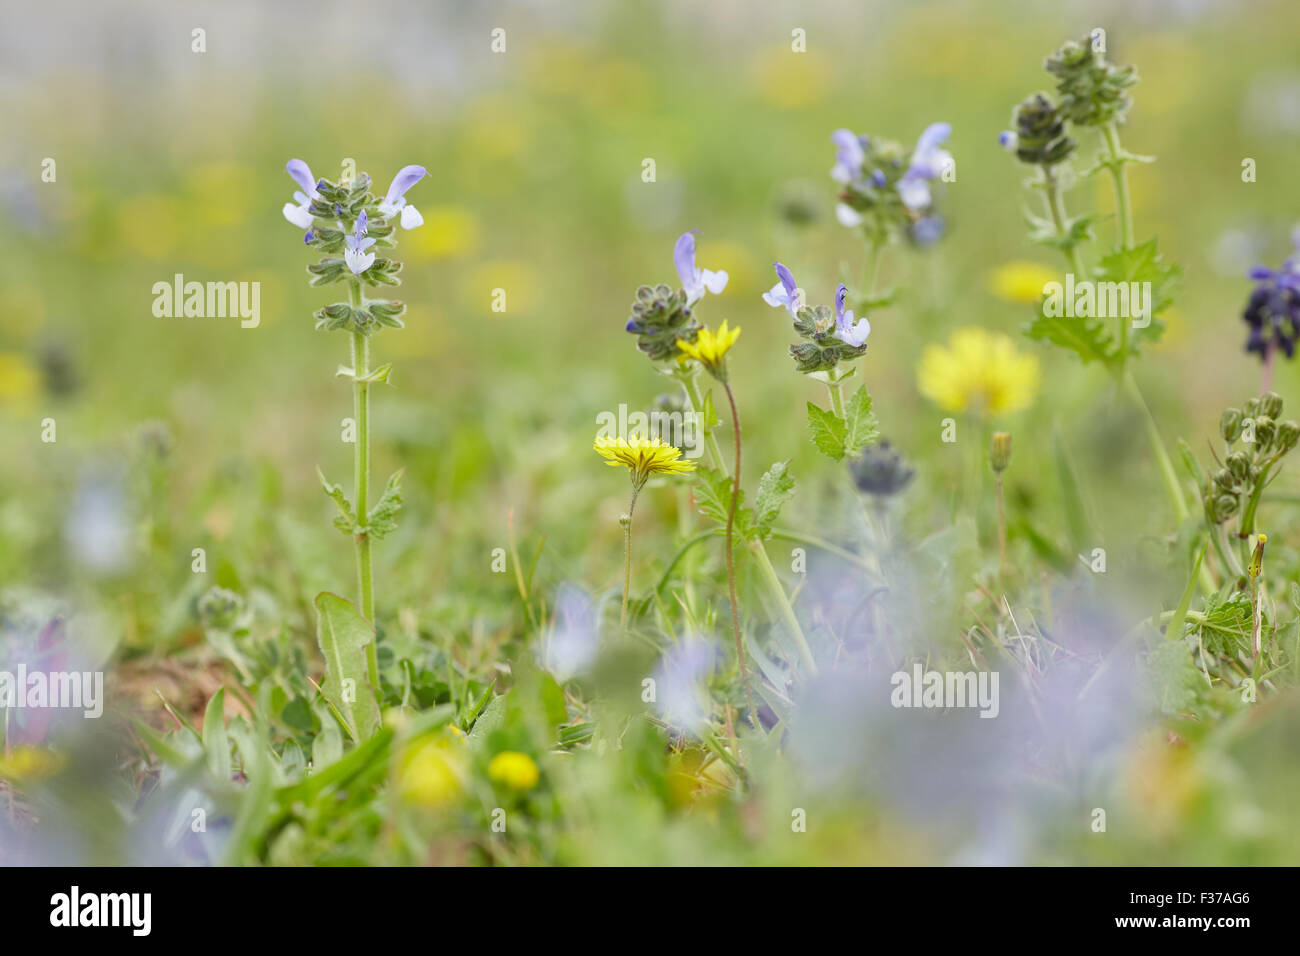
[398,731,469,809]
[988,260,1057,304]
[118,194,182,260]
[917,327,1040,415]
[405,206,481,261]
[677,321,741,376]
[751,46,829,108]
[488,751,540,791]
[0,352,40,407]
[460,260,540,315]
[0,746,63,783]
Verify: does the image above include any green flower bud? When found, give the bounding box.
[1045,35,1139,127]
[1212,494,1239,523]
[1212,468,1235,493]
[1255,415,1276,451]
[990,432,1013,473]
[625,284,700,362]
[1226,451,1250,483]
[1009,93,1075,166]
[1244,397,1260,419]
[1277,420,1300,455]
[1220,407,1243,443]
[1259,391,1284,420]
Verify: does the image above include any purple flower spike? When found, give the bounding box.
[673,231,728,305]
[834,283,870,347]
[282,158,322,229]
[303,229,315,244]
[762,262,802,316]
[379,164,428,229]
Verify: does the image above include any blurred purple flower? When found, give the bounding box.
[653,637,717,736]
[830,128,867,185]
[898,122,952,211]
[543,585,599,681]
[673,231,728,305]
[1243,227,1300,362]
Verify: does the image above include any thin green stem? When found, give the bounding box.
[1101,123,1135,251]
[348,279,379,692]
[827,379,846,419]
[721,382,757,727]
[747,539,817,675]
[620,488,640,631]
[1040,164,1085,278]
[995,473,1008,576]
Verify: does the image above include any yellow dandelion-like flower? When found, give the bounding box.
[987,260,1058,305]
[488,751,540,791]
[917,327,1041,416]
[594,435,696,489]
[676,320,741,378]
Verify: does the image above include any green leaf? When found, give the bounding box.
[843,385,879,456]
[365,469,404,539]
[1165,540,1206,643]
[1094,238,1179,358]
[202,688,231,781]
[317,467,357,535]
[693,465,740,527]
[467,694,508,750]
[807,402,848,461]
[751,461,795,540]
[1025,304,1116,366]
[312,713,344,768]
[1025,209,1094,253]
[313,592,382,742]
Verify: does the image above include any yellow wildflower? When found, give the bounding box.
[0,746,63,783]
[676,320,741,379]
[488,751,540,791]
[594,436,696,489]
[397,731,468,809]
[917,327,1040,415]
[987,260,1058,305]
[0,352,40,407]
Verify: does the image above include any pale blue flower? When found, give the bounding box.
[344,210,376,275]
[762,262,801,315]
[282,158,322,230]
[674,231,728,305]
[835,283,870,347]
[377,164,427,229]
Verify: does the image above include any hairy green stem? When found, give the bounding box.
[1101,123,1135,251]
[348,279,379,691]
[1040,165,1085,278]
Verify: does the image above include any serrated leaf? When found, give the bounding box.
[313,592,381,742]
[317,467,357,535]
[751,461,795,540]
[693,464,742,528]
[1094,238,1179,358]
[365,469,404,538]
[807,402,847,461]
[843,385,879,455]
[1025,306,1116,366]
